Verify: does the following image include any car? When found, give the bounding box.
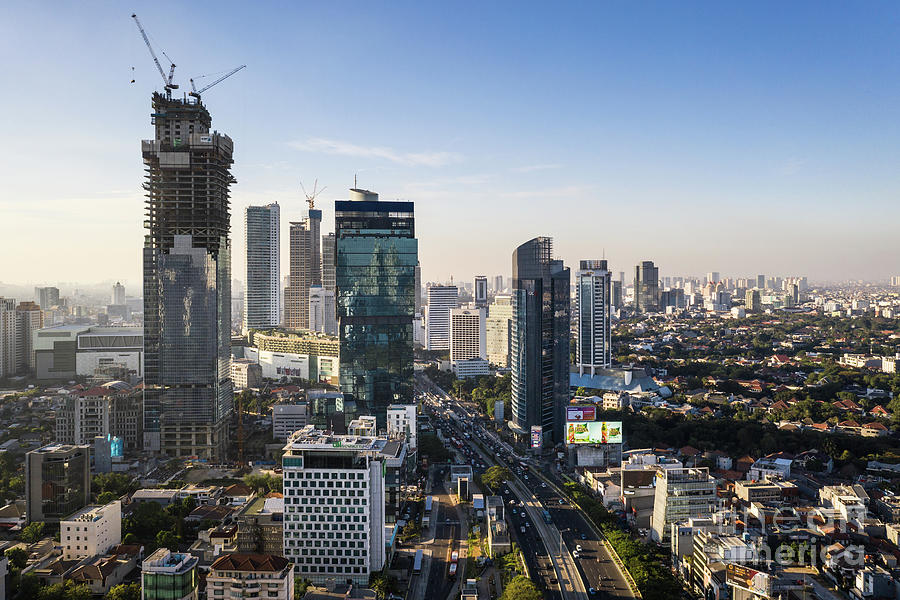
[558,499,565,505]
[580,533,587,540]
[588,588,597,595]
[541,482,547,488]
[576,544,582,552]
[520,526,526,533]
[573,551,579,559]
[521,512,526,518]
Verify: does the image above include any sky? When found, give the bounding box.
[2,1,900,292]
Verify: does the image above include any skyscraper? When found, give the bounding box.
[111,282,126,306]
[450,307,486,364]
[141,92,233,460]
[321,232,336,293]
[284,210,321,330]
[757,274,766,289]
[486,295,513,367]
[634,261,660,313]
[509,237,570,446]
[244,203,281,331]
[0,298,17,378]
[414,263,422,314]
[425,285,458,351]
[336,189,417,425]
[34,286,60,309]
[493,275,504,293]
[576,260,612,375]
[308,285,336,335]
[474,276,488,308]
[16,301,43,372]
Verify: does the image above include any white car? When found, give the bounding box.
[576,544,582,552]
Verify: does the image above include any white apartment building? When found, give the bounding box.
[272,402,309,441]
[450,307,486,364]
[575,260,612,375]
[61,501,122,560]
[486,295,512,367]
[309,285,337,335]
[426,285,458,351]
[650,468,718,543]
[387,404,417,449]
[282,426,386,585]
[207,553,294,600]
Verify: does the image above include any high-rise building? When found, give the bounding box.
[414,263,422,314]
[15,301,43,372]
[650,467,718,543]
[26,443,91,523]
[141,92,234,460]
[244,203,280,331]
[474,276,488,308]
[56,387,143,450]
[757,274,766,289]
[611,280,623,309]
[34,286,60,309]
[576,259,612,375]
[425,285,458,351]
[509,237,570,446]
[336,189,417,425]
[0,298,18,378]
[282,426,387,585]
[321,232,336,293]
[141,549,199,600]
[284,209,322,330]
[706,272,720,285]
[493,275,504,293]
[450,307,486,364]
[486,295,513,367]
[634,261,660,313]
[111,282,126,306]
[745,289,761,312]
[308,285,337,335]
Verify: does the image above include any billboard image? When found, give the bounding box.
[566,405,596,422]
[531,425,542,449]
[726,564,772,598]
[565,421,623,445]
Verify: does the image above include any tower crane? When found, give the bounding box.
[189,65,247,101]
[131,14,178,98]
[300,179,327,210]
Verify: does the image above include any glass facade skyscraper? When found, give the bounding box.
[142,92,233,460]
[634,260,660,313]
[336,189,417,427]
[576,259,612,375]
[509,237,570,446]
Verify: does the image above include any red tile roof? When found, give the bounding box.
[210,553,290,572]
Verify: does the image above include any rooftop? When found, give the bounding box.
[210,553,290,573]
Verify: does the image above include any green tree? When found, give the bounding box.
[97,491,117,505]
[293,578,311,600]
[500,576,542,600]
[20,521,45,544]
[5,546,27,570]
[481,466,511,491]
[105,583,141,600]
[369,573,398,599]
[155,529,178,550]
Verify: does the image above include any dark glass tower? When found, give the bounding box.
[509,237,570,447]
[142,92,233,460]
[335,189,417,426]
[634,260,660,313]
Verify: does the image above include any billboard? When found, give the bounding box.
[726,564,772,598]
[566,405,596,422]
[531,425,542,449]
[565,421,623,445]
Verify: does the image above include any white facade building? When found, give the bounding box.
[576,260,612,375]
[282,426,387,585]
[61,501,122,560]
[309,285,337,335]
[486,295,513,368]
[0,298,17,378]
[426,285,458,351]
[450,307,486,364]
[207,553,294,600]
[272,403,309,441]
[650,468,718,543]
[244,203,281,332]
[387,404,417,449]
[111,282,126,306]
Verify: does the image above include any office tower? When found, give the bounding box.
[56,389,142,451]
[282,426,387,585]
[650,468,718,543]
[425,285,458,351]
[34,286,60,309]
[509,237,570,446]
[208,555,294,599]
[25,443,91,523]
[450,307,486,364]
[244,203,281,331]
[757,274,765,289]
[15,301,42,372]
[474,276,488,308]
[634,261,660,313]
[141,92,234,460]
[61,501,122,560]
[109,282,126,306]
[284,209,322,330]
[576,259,612,376]
[706,272,720,285]
[308,285,337,335]
[414,263,422,314]
[486,295,513,367]
[0,299,17,378]
[746,289,761,312]
[611,280,623,309]
[321,232,336,293]
[619,271,625,286]
[336,189,417,425]
[493,275,503,293]
[141,549,199,600]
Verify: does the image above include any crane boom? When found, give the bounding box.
[132,13,178,96]
[189,65,246,99]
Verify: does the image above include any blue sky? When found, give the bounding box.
[2,1,899,289]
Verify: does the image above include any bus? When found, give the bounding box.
[542,510,552,524]
[413,549,424,575]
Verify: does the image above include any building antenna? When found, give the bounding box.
[354,173,358,188]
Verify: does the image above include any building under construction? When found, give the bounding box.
[141,91,234,460]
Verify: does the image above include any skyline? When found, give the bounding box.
[3,2,900,287]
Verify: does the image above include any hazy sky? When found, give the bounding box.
[2,1,899,291]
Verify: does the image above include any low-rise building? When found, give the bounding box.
[235,496,284,556]
[207,553,294,600]
[231,359,262,390]
[61,501,122,561]
[141,549,199,600]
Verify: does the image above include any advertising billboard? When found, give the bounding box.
[726,564,772,598]
[566,405,596,422]
[565,421,623,445]
[530,425,542,449]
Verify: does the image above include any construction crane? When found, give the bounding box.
[300,179,327,210]
[131,13,178,98]
[189,65,247,101]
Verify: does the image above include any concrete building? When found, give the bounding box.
[26,443,91,523]
[745,289,761,312]
[244,203,281,331]
[426,285,458,351]
[284,208,322,330]
[141,92,234,461]
[450,307,486,365]
[272,402,309,441]
[634,261,660,313]
[35,325,144,382]
[387,404,417,449]
[230,359,262,390]
[207,554,293,600]
[486,295,512,367]
[61,501,122,560]
[34,286,60,310]
[575,259,612,375]
[309,285,337,335]
[55,387,143,451]
[235,496,284,556]
[0,298,17,378]
[321,232,336,293]
[453,358,491,379]
[474,276,488,308]
[16,301,43,372]
[650,467,718,543]
[111,282,126,307]
[141,549,199,600]
[282,426,387,585]
[239,330,340,385]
